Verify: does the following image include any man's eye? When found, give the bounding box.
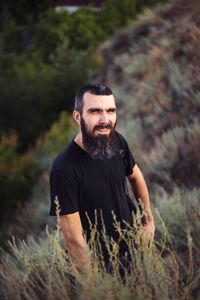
[91,110,100,113]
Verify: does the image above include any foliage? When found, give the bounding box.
[0,54,54,148]
[94,3,200,297]
[50,42,100,113]
[97,0,137,36]
[0,133,39,228]
[0,0,170,149]
[136,0,168,12]
[0,0,54,25]
[99,0,200,190]
[2,112,78,243]
[0,208,199,300]
[67,8,105,50]
[154,187,200,250]
[0,40,97,149]
[0,9,96,149]
[37,111,77,158]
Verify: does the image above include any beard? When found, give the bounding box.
[80,117,119,160]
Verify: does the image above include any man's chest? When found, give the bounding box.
[77,155,126,205]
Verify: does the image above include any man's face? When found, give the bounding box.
[79,92,118,160]
[81,92,117,137]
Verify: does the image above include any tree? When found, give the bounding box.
[0,0,54,25]
[97,0,137,35]
[67,8,105,50]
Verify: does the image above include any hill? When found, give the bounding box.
[98,0,200,193]
[97,1,200,296]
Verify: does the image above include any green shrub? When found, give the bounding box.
[36,111,77,158]
[0,133,39,226]
[97,0,137,36]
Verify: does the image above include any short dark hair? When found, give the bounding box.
[74,82,113,113]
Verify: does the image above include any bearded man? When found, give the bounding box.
[49,82,155,272]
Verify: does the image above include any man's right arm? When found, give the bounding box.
[59,212,91,273]
[49,167,91,271]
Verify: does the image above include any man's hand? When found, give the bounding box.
[140,219,155,247]
[141,220,155,238]
[128,165,155,246]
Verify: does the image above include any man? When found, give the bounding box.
[49,82,155,272]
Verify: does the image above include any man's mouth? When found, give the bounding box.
[96,128,110,133]
[94,125,112,134]
[94,124,112,130]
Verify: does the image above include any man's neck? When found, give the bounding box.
[74,133,85,150]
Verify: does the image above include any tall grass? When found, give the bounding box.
[0,205,198,300]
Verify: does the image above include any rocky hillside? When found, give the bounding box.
[98,0,200,195]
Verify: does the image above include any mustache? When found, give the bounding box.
[93,123,113,131]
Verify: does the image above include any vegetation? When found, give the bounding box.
[96,0,200,298]
[36,112,77,158]
[0,203,199,300]
[0,0,170,240]
[0,112,77,245]
[1,0,200,298]
[99,0,200,191]
[0,133,39,231]
[0,0,168,149]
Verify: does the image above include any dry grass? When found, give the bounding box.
[0,203,199,300]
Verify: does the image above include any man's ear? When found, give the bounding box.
[73,110,81,125]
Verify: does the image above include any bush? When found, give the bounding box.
[0,51,55,148]
[0,133,39,226]
[154,187,200,250]
[36,111,77,158]
[0,210,199,300]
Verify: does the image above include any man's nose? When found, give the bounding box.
[99,112,109,123]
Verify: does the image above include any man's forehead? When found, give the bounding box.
[83,92,116,108]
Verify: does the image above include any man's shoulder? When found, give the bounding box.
[115,131,128,148]
[51,140,79,172]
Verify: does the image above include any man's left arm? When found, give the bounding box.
[128,164,155,241]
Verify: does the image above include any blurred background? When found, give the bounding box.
[0,0,200,292]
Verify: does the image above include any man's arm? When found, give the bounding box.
[59,212,91,273]
[128,164,155,240]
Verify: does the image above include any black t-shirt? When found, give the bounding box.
[49,131,136,260]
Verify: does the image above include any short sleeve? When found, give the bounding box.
[49,169,80,216]
[124,142,135,176]
[117,133,136,176]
